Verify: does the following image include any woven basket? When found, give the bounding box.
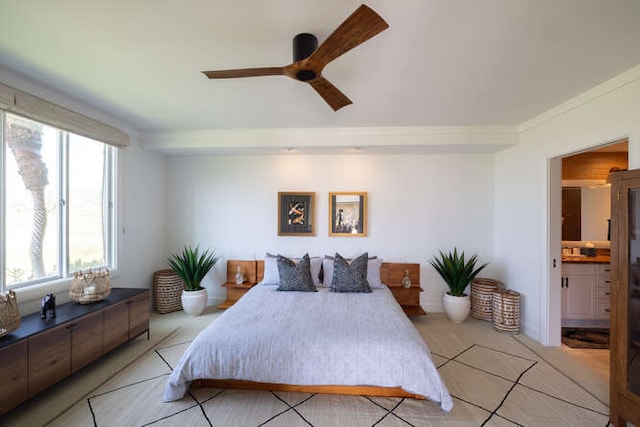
[154,270,184,314]
[0,290,21,338]
[70,269,111,304]
[471,278,504,322]
[492,289,521,333]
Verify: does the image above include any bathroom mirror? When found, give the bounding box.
[562,182,610,242]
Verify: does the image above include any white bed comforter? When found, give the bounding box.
[163,285,453,412]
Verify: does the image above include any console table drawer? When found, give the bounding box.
[0,341,28,414]
[28,324,72,397]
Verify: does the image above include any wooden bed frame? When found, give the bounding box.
[192,379,424,399]
[193,260,426,399]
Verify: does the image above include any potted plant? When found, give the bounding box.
[429,248,488,323]
[168,245,220,316]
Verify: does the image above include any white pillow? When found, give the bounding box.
[260,253,280,285]
[260,253,322,287]
[309,257,322,287]
[367,257,384,289]
[321,257,334,288]
[321,254,384,288]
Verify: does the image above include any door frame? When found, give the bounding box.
[547,139,628,345]
[547,156,563,346]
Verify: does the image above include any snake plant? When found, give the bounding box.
[429,248,488,297]
[168,245,220,291]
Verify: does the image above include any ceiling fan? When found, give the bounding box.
[201,4,389,111]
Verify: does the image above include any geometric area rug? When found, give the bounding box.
[561,327,610,349]
[2,311,611,426]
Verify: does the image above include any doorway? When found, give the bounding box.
[550,139,628,345]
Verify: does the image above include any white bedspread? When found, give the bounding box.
[163,285,453,412]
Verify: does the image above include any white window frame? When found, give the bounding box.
[0,110,119,293]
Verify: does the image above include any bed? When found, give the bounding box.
[163,257,453,412]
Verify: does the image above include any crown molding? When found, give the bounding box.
[519,64,640,133]
[140,125,519,155]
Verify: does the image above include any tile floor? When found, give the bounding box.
[1,309,611,426]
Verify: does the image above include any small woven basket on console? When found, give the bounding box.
[153,269,184,314]
[0,290,21,338]
[70,269,111,304]
[471,278,504,322]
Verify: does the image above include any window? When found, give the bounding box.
[2,112,117,290]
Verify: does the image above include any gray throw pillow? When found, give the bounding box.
[277,254,318,292]
[331,252,372,293]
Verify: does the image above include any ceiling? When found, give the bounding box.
[1,0,640,136]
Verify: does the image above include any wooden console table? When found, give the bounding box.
[0,287,150,416]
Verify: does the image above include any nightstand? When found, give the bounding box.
[381,263,426,316]
[217,282,255,309]
[217,260,258,309]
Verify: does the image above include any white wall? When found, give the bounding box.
[495,65,640,344]
[164,153,496,310]
[110,137,166,290]
[8,59,640,344]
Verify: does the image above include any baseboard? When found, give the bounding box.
[207,296,225,306]
[423,302,443,313]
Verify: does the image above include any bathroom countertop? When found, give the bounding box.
[561,255,611,264]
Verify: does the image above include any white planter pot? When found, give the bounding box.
[181,288,208,316]
[442,292,471,323]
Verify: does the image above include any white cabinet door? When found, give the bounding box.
[563,274,596,319]
[561,264,596,320]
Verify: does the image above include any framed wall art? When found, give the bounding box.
[278,192,315,236]
[329,192,367,237]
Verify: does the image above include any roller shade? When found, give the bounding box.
[0,83,13,108]
[0,82,129,148]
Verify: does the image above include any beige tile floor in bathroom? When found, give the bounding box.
[1,309,611,427]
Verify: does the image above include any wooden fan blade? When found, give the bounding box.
[309,77,352,111]
[307,4,388,69]
[201,67,285,79]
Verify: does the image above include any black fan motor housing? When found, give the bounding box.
[293,33,318,81]
[293,33,318,61]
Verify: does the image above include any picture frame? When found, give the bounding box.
[329,192,367,237]
[278,192,315,236]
